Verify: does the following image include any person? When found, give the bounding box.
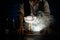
[18,0,52,35]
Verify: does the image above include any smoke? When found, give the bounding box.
[24,11,53,33]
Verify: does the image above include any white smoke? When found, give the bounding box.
[24,11,53,33]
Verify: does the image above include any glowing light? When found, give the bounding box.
[24,11,51,32]
[24,16,47,32]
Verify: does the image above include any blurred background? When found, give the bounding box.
[0,0,60,40]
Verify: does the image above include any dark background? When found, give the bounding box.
[0,0,60,40]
